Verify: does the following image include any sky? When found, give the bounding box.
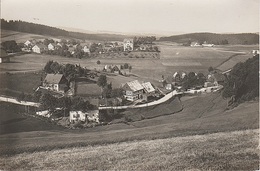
[1,0,259,35]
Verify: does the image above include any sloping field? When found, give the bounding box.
[0,129,258,170]
[0,102,62,135]
[1,29,61,43]
[216,53,257,71]
[0,93,258,156]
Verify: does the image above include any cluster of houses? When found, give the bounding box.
[23,40,91,54]
[160,71,226,91]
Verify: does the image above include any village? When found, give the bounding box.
[32,59,226,128]
[1,35,258,129]
[0,36,236,129]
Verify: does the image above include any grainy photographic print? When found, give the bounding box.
[0,0,259,170]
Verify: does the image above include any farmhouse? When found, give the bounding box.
[69,110,99,123]
[32,44,47,53]
[208,73,226,86]
[43,74,69,93]
[122,80,144,101]
[0,49,10,63]
[24,40,32,47]
[123,39,134,51]
[142,82,155,93]
[48,43,58,50]
[83,45,90,53]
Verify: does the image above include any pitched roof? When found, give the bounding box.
[125,80,144,92]
[34,44,47,49]
[44,74,65,84]
[142,82,155,93]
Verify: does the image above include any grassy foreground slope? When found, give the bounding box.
[0,129,258,170]
[0,93,258,156]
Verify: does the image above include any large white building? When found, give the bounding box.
[123,39,134,51]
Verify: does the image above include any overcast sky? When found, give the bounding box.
[1,0,259,35]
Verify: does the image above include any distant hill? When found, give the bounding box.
[159,33,259,45]
[1,19,129,41]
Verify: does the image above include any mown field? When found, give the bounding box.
[1,43,257,80]
[0,129,258,170]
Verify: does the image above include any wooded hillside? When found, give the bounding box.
[1,19,128,41]
[159,32,259,45]
[222,54,259,103]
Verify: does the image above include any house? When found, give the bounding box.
[190,42,201,47]
[165,83,173,90]
[111,65,122,74]
[83,45,90,53]
[68,47,75,55]
[122,80,144,101]
[142,82,155,94]
[252,50,259,55]
[69,110,99,123]
[123,39,134,51]
[86,110,99,123]
[208,73,226,86]
[57,43,63,47]
[48,43,58,50]
[24,40,32,47]
[43,74,69,93]
[173,72,182,82]
[32,44,47,53]
[69,111,86,123]
[0,49,10,63]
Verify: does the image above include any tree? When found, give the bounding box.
[97,74,107,88]
[124,63,129,69]
[129,66,132,72]
[111,88,124,98]
[44,60,54,73]
[2,40,21,53]
[39,93,57,111]
[97,60,101,65]
[208,66,214,73]
[71,96,87,112]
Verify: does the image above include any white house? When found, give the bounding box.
[83,45,90,53]
[24,40,32,47]
[69,110,99,123]
[32,44,47,53]
[70,111,86,123]
[48,43,57,50]
[123,39,134,51]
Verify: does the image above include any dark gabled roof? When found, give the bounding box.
[44,74,65,84]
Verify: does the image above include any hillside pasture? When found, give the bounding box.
[0,72,42,97]
[0,102,62,135]
[216,53,258,71]
[1,29,61,43]
[0,129,258,170]
[0,93,258,156]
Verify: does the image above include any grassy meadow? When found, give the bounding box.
[0,93,258,156]
[0,129,258,170]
